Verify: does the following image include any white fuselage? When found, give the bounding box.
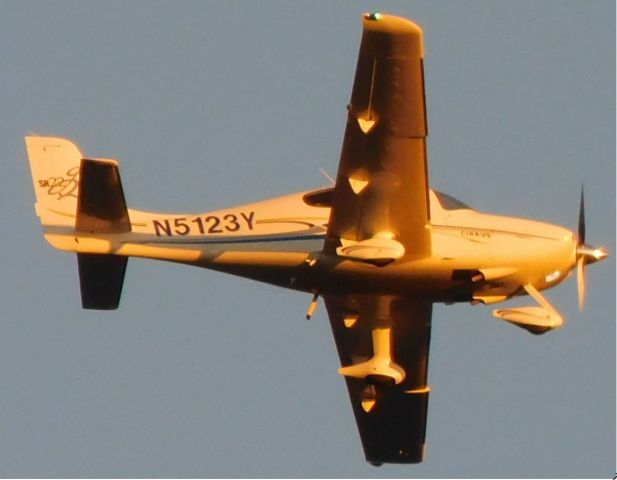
[44,188,577,304]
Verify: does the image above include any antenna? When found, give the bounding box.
[319,168,335,186]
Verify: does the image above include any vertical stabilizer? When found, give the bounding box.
[25,136,82,228]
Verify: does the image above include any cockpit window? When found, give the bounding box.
[303,187,471,211]
[434,190,471,210]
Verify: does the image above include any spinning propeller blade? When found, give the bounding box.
[578,186,586,245]
[576,257,586,311]
[574,186,608,310]
[577,187,586,310]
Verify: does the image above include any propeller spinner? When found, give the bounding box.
[575,187,608,310]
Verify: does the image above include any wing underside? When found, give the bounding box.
[324,14,431,261]
[322,14,434,464]
[324,295,432,464]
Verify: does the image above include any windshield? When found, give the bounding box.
[434,190,471,210]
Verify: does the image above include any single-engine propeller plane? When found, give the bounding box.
[26,13,608,465]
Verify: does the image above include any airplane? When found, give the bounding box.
[25,13,608,466]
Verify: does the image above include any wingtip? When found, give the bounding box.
[362,12,422,35]
[361,13,424,58]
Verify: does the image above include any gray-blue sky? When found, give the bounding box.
[1,1,614,477]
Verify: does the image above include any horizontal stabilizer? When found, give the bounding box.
[77,253,128,310]
[76,158,131,234]
[75,159,130,309]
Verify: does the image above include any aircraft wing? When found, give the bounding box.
[324,295,432,464]
[324,13,430,261]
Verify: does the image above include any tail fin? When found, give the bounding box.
[75,158,131,309]
[25,136,82,228]
[25,135,130,310]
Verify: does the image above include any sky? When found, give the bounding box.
[1,1,614,477]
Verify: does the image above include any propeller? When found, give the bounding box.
[575,186,608,310]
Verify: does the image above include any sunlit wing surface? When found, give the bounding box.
[324,14,430,262]
[324,295,431,464]
[321,13,433,464]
